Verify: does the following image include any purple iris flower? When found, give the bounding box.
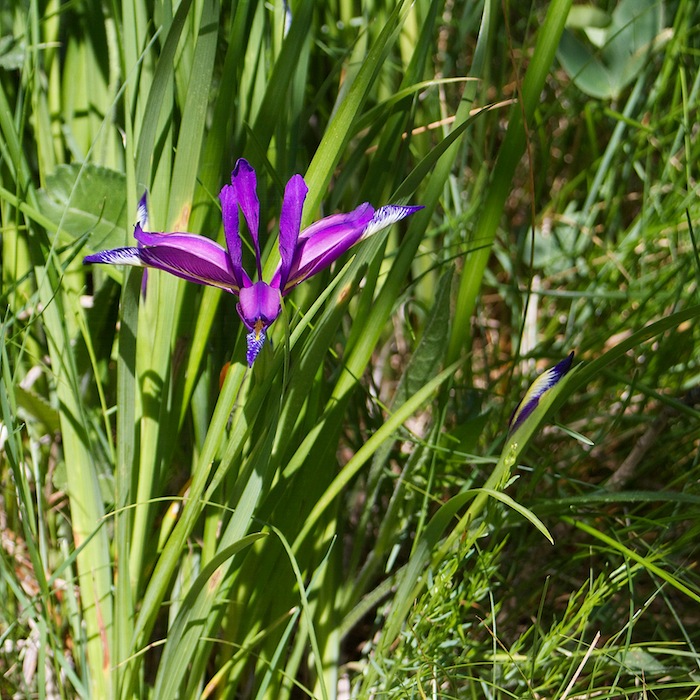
[508,352,574,435]
[84,158,422,366]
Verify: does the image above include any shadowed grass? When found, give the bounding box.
[1,0,699,698]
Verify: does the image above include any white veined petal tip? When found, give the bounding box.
[136,192,149,230]
[83,247,145,267]
[362,204,424,239]
[508,351,575,435]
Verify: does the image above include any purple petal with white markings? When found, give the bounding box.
[509,352,574,435]
[86,228,242,291]
[84,247,147,267]
[270,204,374,292]
[270,202,422,293]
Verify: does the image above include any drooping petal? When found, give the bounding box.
[231,159,262,278]
[362,204,424,240]
[138,243,241,290]
[278,173,308,291]
[237,281,282,330]
[508,352,575,435]
[85,227,243,291]
[220,184,247,289]
[237,281,282,366]
[270,204,375,292]
[270,202,423,293]
[84,247,147,267]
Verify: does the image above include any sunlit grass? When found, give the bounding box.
[1,0,699,698]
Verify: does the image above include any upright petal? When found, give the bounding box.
[508,352,575,435]
[220,184,247,289]
[278,173,308,290]
[231,159,262,278]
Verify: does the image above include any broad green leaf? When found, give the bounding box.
[565,5,611,30]
[557,0,664,99]
[14,385,60,434]
[35,164,128,254]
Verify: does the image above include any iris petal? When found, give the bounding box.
[278,173,308,291]
[84,236,240,290]
[231,159,262,277]
[237,281,281,330]
[271,202,423,293]
[509,352,575,435]
[129,229,243,290]
[271,204,374,292]
[220,184,247,289]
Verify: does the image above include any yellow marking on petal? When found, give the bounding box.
[254,318,265,340]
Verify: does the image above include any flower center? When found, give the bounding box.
[254,318,265,340]
[237,281,282,332]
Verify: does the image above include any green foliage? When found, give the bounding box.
[558,0,666,99]
[1,0,700,698]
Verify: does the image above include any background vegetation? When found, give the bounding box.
[1,0,699,697]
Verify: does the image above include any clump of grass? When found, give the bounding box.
[1,0,699,698]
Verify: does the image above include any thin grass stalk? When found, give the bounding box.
[113,0,152,692]
[122,362,249,697]
[113,271,139,697]
[38,273,114,697]
[152,412,280,697]
[446,0,573,364]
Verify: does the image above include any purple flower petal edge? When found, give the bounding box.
[84,248,146,266]
[231,159,262,277]
[362,204,424,240]
[508,351,574,435]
